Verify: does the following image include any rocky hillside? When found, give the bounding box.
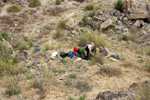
[0,0,150,100]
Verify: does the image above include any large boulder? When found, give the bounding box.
[100,18,115,31]
[123,0,150,20]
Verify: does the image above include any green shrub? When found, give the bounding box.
[57,20,66,29]
[91,54,104,65]
[7,4,22,13]
[24,37,33,47]
[53,29,63,39]
[114,0,123,12]
[0,31,9,41]
[145,63,150,71]
[68,73,76,79]
[99,66,121,77]
[85,4,94,11]
[29,0,41,8]
[56,0,61,5]
[146,47,150,56]
[76,81,91,92]
[77,29,106,47]
[69,97,75,100]
[117,34,129,41]
[17,39,28,50]
[79,94,87,100]
[5,86,20,96]
[80,15,93,26]
[5,80,20,96]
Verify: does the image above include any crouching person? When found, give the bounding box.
[99,45,122,60]
[74,46,85,59]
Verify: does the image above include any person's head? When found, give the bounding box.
[99,45,104,51]
[91,41,95,48]
[74,46,78,52]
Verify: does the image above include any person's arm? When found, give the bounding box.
[90,51,94,56]
[81,54,83,58]
[106,51,111,58]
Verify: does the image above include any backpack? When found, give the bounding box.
[34,45,40,52]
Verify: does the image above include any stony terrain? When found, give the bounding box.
[0,0,150,100]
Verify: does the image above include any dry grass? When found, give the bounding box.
[29,0,41,8]
[98,66,121,77]
[77,28,107,47]
[7,4,22,13]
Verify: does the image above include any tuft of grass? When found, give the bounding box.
[24,37,33,47]
[91,54,104,65]
[69,97,75,100]
[114,0,123,12]
[122,57,135,67]
[76,81,91,92]
[146,47,150,56]
[77,29,107,47]
[145,63,150,71]
[79,94,87,100]
[7,4,22,13]
[56,0,61,5]
[57,20,66,29]
[98,66,121,77]
[17,39,28,50]
[29,0,41,8]
[117,34,129,41]
[53,29,63,39]
[0,31,9,41]
[85,4,94,11]
[68,73,76,79]
[5,79,20,96]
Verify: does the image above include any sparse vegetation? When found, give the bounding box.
[24,37,33,47]
[79,94,87,100]
[98,66,121,77]
[117,34,129,41]
[54,29,63,39]
[122,57,135,67]
[29,0,41,8]
[68,73,76,79]
[140,84,150,100]
[57,20,66,29]
[0,31,9,41]
[69,97,75,100]
[56,0,61,5]
[76,81,91,92]
[5,79,20,96]
[114,0,123,12]
[77,29,106,47]
[7,4,22,13]
[91,54,105,65]
[85,4,94,11]
[145,63,150,71]
[17,39,28,50]
[146,47,150,56]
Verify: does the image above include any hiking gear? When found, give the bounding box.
[34,45,40,52]
[74,46,78,52]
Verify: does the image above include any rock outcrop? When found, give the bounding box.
[123,0,150,20]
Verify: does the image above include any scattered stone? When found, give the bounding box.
[134,20,145,28]
[16,51,28,62]
[27,61,35,67]
[100,18,115,31]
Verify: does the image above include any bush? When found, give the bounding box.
[5,79,20,96]
[76,81,91,92]
[17,39,28,50]
[7,4,22,13]
[77,29,107,47]
[98,66,121,77]
[80,15,93,26]
[85,4,94,11]
[57,20,66,29]
[5,86,20,96]
[69,97,75,100]
[0,31,9,41]
[114,0,123,12]
[24,37,33,47]
[117,34,129,41]
[53,29,63,39]
[56,0,61,5]
[146,47,150,56]
[29,0,41,8]
[145,63,150,71]
[68,73,76,79]
[91,54,104,65]
[79,94,87,100]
